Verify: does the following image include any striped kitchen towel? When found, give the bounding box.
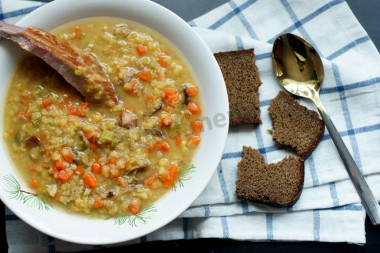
[2,0,380,252]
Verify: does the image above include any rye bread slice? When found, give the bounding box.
[269,91,325,158]
[236,146,304,207]
[214,49,262,125]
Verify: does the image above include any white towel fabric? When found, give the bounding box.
[2,0,380,251]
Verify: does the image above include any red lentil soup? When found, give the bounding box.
[3,18,202,217]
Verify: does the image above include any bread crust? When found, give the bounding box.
[268,91,325,158]
[235,146,304,208]
[214,49,262,125]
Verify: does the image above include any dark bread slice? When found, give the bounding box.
[269,91,325,158]
[214,49,262,125]
[236,146,304,207]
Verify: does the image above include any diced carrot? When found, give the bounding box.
[57,169,73,182]
[145,174,156,187]
[192,120,203,134]
[161,115,173,127]
[10,129,18,136]
[42,162,50,169]
[158,56,167,67]
[61,148,73,163]
[68,103,88,117]
[163,89,180,106]
[30,179,38,189]
[161,164,179,188]
[29,163,36,172]
[192,135,201,145]
[116,176,126,188]
[84,130,99,143]
[22,91,30,100]
[109,167,120,178]
[124,105,136,113]
[42,146,50,155]
[175,136,182,146]
[42,97,52,109]
[136,45,147,55]
[108,157,117,165]
[39,134,46,141]
[163,88,176,97]
[90,142,98,151]
[155,74,162,81]
[137,71,152,82]
[187,87,197,97]
[91,161,102,174]
[162,49,169,55]
[169,164,179,178]
[93,196,103,208]
[75,165,85,176]
[54,194,60,201]
[54,160,65,171]
[77,103,88,117]
[149,141,170,152]
[84,173,97,188]
[187,102,201,114]
[128,204,140,215]
[146,93,155,101]
[73,26,81,38]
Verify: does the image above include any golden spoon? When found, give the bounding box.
[272,33,380,225]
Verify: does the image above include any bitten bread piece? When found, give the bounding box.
[214,49,262,125]
[236,146,304,207]
[269,91,325,158]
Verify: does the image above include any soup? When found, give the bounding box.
[3,18,202,217]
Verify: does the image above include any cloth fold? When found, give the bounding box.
[2,0,380,251]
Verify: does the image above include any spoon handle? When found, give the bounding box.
[313,95,380,225]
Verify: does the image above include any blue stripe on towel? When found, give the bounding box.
[266,213,274,240]
[235,35,244,49]
[320,76,380,94]
[0,5,42,21]
[221,122,380,162]
[254,124,267,160]
[332,63,363,171]
[281,0,315,49]
[229,0,258,39]
[255,52,272,61]
[307,154,320,186]
[332,204,363,211]
[204,204,211,217]
[222,151,242,159]
[221,216,230,238]
[183,218,189,239]
[329,182,340,206]
[217,162,230,203]
[0,0,3,18]
[268,0,345,43]
[209,0,258,30]
[241,200,249,214]
[326,36,370,60]
[313,210,321,241]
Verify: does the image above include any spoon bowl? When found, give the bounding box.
[272,33,323,100]
[272,33,380,225]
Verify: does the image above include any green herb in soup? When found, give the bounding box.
[3,18,202,217]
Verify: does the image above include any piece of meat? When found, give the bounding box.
[120,110,137,129]
[0,22,118,104]
[24,135,40,148]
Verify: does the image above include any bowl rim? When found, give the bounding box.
[0,0,229,244]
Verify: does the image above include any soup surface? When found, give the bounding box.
[3,18,202,217]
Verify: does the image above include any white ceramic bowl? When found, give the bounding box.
[0,0,228,245]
